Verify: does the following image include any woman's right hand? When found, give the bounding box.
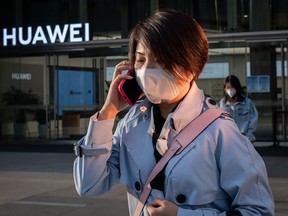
[98,60,133,120]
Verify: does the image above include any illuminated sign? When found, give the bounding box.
[12,73,32,80]
[3,23,89,46]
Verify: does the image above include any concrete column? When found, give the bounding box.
[79,0,88,22]
[249,45,277,102]
[249,0,277,140]
[227,0,238,32]
[249,0,277,102]
[249,0,270,31]
[150,0,159,14]
[120,0,129,38]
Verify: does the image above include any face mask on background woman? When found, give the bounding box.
[226,88,236,98]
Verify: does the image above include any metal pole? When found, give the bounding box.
[53,54,59,138]
[281,43,286,141]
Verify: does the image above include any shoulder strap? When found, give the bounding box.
[133,108,226,216]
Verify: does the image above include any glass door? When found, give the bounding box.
[49,55,103,139]
[245,40,287,143]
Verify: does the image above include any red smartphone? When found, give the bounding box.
[118,70,143,106]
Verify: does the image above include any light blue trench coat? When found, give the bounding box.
[73,82,274,216]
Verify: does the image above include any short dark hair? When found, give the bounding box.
[128,9,208,80]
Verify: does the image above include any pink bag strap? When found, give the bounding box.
[133,108,226,216]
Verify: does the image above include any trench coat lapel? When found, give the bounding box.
[172,81,204,132]
[164,82,205,178]
[165,140,197,179]
[122,119,156,179]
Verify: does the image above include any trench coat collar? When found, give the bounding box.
[172,81,205,132]
[128,81,205,132]
[154,81,205,155]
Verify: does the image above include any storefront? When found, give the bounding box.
[0,0,287,142]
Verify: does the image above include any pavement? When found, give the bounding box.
[0,137,76,153]
[0,137,287,215]
[1,137,288,156]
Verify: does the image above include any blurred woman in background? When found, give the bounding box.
[219,75,258,143]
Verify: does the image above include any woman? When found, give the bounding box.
[73,9,274,216]
[219,75,258,143]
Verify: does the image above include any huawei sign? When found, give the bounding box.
[2,23,90,46]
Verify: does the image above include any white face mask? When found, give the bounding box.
[135,68,188,104]
[226,88,236,98]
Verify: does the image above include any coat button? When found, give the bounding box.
[176,194,186,203]
[135,181,141,191]
[208,98,216,105]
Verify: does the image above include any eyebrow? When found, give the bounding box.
[135,51,145,55]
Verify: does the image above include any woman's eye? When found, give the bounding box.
[135,59,145,68]
[136,59,145,63]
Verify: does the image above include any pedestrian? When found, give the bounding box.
[73,9,274,216]
[218,75,258,143]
